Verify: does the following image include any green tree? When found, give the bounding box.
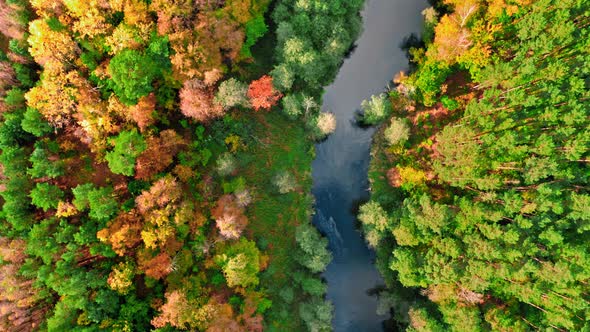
[21,107,52,137]
[108,38,170,105]
[294,223,331,273]
[105,129,147,176]
[30,183,63,211]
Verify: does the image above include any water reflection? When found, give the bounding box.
[310,0,428,331]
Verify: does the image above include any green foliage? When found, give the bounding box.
[299,298,333,332]
[30,183,64,211]
[28,143,65,179]
[294,223,331,273]
[242,14,268,58]
[215,78,249,110]
[440,95,458,111]
[108,38,171,104]
[368,1,590,330]
[410,60,450,106]
[272,0,364,90]
[87,187,119,221]
[270,64,295,92]
[21,107,52,137]
[105,129,147,176]
[360,93,392,125]
[218,239,261,288]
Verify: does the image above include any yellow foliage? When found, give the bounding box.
[398,166,427,187]
[225,134,243,152]
[107,262,135,294]
[28,19,80,66]
[56,201,78,218]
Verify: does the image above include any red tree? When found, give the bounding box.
[247,75,282,111]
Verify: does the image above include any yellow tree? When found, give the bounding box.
[28,19,80,67]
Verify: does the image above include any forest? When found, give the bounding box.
[363,0,590,331]
[0,0,365,331]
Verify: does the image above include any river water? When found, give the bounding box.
[311,0,428,331]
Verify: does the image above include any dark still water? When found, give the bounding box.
[311,0,428,331]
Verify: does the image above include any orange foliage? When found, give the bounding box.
[247,75,282,111]
[151,290,191,328]
[97,210,143,256]
[136,176,183,214]
[0,0,25,39]
[140,252,172,280]
[129,93,156,132]
[135,129,185,180]
[179,79,224,122]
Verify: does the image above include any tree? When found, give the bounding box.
[270,64,295,92]
[216,153,237,177]
[30,183,63,211]
[247,75,282,111]
[295,223,332,273]
[218,239,261,288]
[358,201,390,248]
[105,129,147,176]
[384,117,410,146]
[27,19,80,66]
[299,298,333,332]
[211,195,248,240]
[28,144,65,179]
[215,78,250,110]
[360,93,392,125]
[273,170,296,194]
[107,261,135,295]
[21,108,52,137]
[108,42,170,104]
[134,129,185,180]
[315,112,336,136]
[179,79,224,122]
[87,186,119,221]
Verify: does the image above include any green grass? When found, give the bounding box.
[237,110,315,330]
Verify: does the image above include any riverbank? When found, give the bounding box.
[363,1,590,330]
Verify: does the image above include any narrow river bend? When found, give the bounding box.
[311,1,428,331]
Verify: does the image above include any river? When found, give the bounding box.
[311,0,428,330]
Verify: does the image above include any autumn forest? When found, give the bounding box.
[0,0,588,331]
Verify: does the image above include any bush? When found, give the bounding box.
[360,93,392,125]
